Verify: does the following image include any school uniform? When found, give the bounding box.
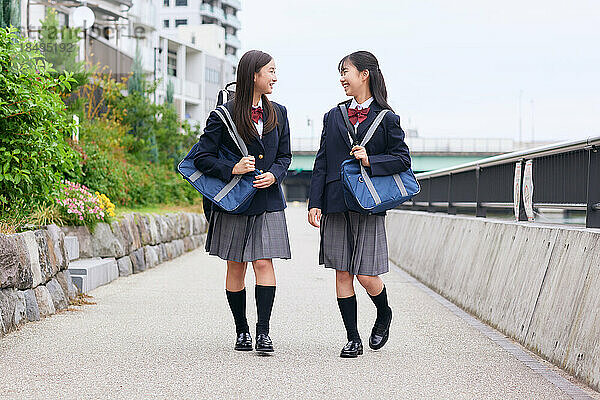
[193,99,292,263]
[309,98,411,276]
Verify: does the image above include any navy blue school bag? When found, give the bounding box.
[177,103,258,214]
[339,104,420,214]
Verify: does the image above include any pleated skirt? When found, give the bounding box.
[319,211,389,276]
[205,210,291,263]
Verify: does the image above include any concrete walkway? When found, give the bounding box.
[0,203,598,399]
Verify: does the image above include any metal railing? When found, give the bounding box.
[402,136,600,228]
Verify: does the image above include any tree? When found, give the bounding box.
[0,0,20,29]
[38,8,88,91]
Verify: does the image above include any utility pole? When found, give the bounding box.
[530,99,535,143]
[518,89,523,145]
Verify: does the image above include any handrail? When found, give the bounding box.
[416,135,600,179]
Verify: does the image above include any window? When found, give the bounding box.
[205,67,221,84]
[163,19,170,28]
[175,19,188,27]
[163,0,169,5]
[167,51,177,77]
[175,0,187,5]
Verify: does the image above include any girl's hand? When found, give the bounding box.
[253,172,276,188]
[308,208,321,227]
[351,145,370,167]
[232,156,255,175]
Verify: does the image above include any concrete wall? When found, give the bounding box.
[386,210,600,390]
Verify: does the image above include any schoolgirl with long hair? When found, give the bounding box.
[308,51,411,357]
[194,50,292,353]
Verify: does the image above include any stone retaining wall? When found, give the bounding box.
[0,212,207,338]
[61,212,207,276]
[386,210,600,390]
[0,225,77,337]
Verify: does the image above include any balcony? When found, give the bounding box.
[184,81,201,99]
[221,0,241,10]
[225,33,241,50]
[223,13,241,29]
[200,3,225,23]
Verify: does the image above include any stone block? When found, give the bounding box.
[33,285,55,317]
[22,288,40,322]
[130,248,146,274]
[46,278,68,311]
[116,256,133,277]
[0,233,34,289]
[0,288,18,334]
[56,271,77,301]
[173,239,185,257]
[34,229,58,283]
[45,224,69,271]
[60,225,92,258]
[144,245,159,269]
[183,237,194,252]
[111,214,142,253]
[64,236,79,261]
[13,291,27,327]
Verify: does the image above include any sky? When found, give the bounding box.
[237,0,600,142]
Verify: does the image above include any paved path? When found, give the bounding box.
[1,204,598,399]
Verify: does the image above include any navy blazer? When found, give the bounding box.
[308,100,411,214]
[193,100,292,215]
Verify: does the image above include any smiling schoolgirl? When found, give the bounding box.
[308,51,411,358]
[194,50,292,353]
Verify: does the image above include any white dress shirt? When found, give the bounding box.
[349,97,374,129]
[252,98,264,138]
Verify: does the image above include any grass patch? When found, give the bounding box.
[114,198,204,219]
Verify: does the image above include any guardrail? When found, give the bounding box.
[402,136,600,228]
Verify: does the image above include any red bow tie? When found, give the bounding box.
[348,107,370,125]
[251,107,263,124]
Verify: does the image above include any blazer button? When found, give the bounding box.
[258,154,264,159]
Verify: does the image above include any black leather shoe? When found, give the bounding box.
[234,332,253,351]
[369,308,392,350]
[340,339,363,358]
[255,333,274,353]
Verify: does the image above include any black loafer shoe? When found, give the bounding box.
[369,308,392,350]
[255,333,274,353]
[340,339,363,358]
[234,332,253,351]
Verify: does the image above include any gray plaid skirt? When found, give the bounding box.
[319,211,389,276]
[205,210,291,262]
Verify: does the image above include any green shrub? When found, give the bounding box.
[0,27,81,217]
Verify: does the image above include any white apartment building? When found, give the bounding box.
[21,0,238,129]
[158,0,241,66]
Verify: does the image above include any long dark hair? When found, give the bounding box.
[233,50,278,143]
[338,51,394,113]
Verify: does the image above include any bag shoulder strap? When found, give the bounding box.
[213,105,249,157]
[338,103,358,145]
[360,109,390,147]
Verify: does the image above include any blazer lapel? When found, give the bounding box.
[337,99,353,150]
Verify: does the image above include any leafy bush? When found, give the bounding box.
[0,27,82,217]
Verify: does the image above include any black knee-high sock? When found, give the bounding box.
[255,285,276,335]
[368,285,392,325]
[337,295,360,341]
[226,288,249,334]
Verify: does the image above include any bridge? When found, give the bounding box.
[284,136,552,202]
